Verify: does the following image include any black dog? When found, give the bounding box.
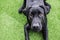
[18,0,51,40]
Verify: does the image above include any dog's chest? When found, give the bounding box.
[26,0,44,8]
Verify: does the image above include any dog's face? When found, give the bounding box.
[27,7,45,32]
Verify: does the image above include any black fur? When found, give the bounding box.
[18,0,51,40]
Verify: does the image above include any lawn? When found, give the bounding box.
[0,0,60,40]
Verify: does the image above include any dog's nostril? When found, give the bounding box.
[33,26,38,29]
[33,26,35,29]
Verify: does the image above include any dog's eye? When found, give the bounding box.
[39,13,43,17]
[30,14,33,18]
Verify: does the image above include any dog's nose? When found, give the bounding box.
[32,23,39,29]
[33,26,38,29]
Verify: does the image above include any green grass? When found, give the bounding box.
[0,0,60,40]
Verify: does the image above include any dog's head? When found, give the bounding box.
[24,7,46,32]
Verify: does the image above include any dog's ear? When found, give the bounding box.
[18,7,26,13]
[18,7,24,13]
[44,3,51,14]
[44,5,51,14]
[23,7,32,16]
[18,0,26,14]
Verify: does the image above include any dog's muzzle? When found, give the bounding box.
[32,23,39,29]
[32,23,42,32]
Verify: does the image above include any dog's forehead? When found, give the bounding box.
[29,7,44,14]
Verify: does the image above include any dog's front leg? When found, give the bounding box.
[24,23,30,40]
[42,26,48,40]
